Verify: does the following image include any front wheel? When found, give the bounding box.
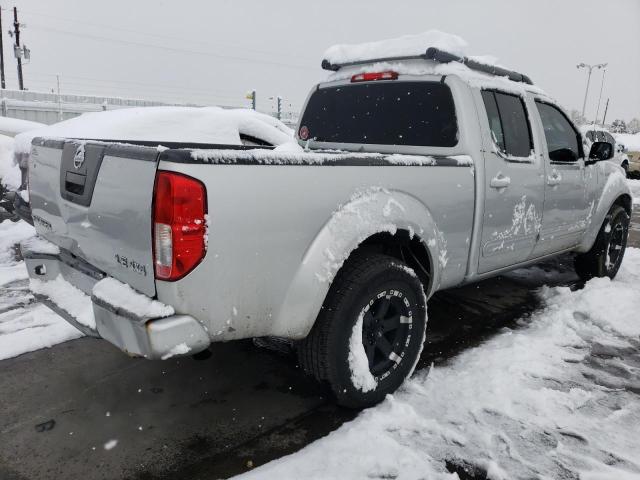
[298,253,427,408]
[574,205,629,281]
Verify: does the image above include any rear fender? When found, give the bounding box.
[272,188,442,339]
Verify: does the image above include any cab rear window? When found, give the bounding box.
[299,81,458,147]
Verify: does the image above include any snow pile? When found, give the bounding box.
[242,248,640,480]
[0,304,82,361]
[323,30,468,66]
[0,116,45,136]
[0,133,20,190]
[0,219,35,286]
[30,275,95,329]
[0,220,82,360]
[92,277,174,320]
[13,106,294,155]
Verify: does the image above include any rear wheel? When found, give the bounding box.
[298,253,427,408]
[574,205,629,281]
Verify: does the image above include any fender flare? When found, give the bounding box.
[271,188,444,339]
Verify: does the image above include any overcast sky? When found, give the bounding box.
[6,0,640,122]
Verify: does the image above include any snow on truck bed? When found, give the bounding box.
[190,146,474,166]
[13,106,295,155]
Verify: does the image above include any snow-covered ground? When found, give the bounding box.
[628,179,640,206]
[0,220,82,361]
[242,250,640,479]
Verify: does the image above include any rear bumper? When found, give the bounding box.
[21,242,210,359]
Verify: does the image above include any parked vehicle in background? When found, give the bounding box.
[0,116,46,138]
[0,117,46,219]
[20,32,631,408]
[580,125,630,177]
[614,132,640,178]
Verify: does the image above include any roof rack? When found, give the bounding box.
[321,46,533,85]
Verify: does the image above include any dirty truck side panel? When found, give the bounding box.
[474,90,546,274]
[155,161,475,340]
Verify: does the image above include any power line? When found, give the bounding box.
[19,9,311,64]
[28,71,247,97]
[28,23,318,71]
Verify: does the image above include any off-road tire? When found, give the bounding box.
[298,253,427,408]
[574,204,629,281]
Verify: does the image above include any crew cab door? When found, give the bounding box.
[477,90,545,274]
[530,101,591,257]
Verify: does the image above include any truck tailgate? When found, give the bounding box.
[28,138,159,296]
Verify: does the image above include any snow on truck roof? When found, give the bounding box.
[14,106,294,155]
[321,30,547,97]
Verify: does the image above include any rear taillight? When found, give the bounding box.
[351,71,399,82]
[152,171,207,281]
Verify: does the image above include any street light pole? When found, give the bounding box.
[577,62,606,119]
[594,65,608,125]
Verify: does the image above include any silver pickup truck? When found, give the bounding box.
[22,47,631,407]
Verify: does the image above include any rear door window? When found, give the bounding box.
[482,90,533,158]
[299,81,458,147]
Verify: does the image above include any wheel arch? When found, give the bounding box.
[271,189,442,339]
[577,169,632,253]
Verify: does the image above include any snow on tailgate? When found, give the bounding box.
[240,248,640,480]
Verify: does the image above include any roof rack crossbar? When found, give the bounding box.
[321,46,533,85]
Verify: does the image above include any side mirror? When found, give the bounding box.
[588,141,614,163]
[549,148,577,163]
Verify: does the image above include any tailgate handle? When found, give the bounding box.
[65,171,86,196]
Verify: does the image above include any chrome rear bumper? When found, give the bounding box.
[21,242,210,359]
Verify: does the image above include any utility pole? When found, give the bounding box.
[0,8,6,89]
[602,98,610,126]
[594,65,608,125]
[56,74,63,121]
[577,62,606,119]
[13,7,23,90]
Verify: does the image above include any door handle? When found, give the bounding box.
[547,171,562,186]
[490,174,511,189]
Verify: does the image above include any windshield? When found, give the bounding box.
[299,81,458,147]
